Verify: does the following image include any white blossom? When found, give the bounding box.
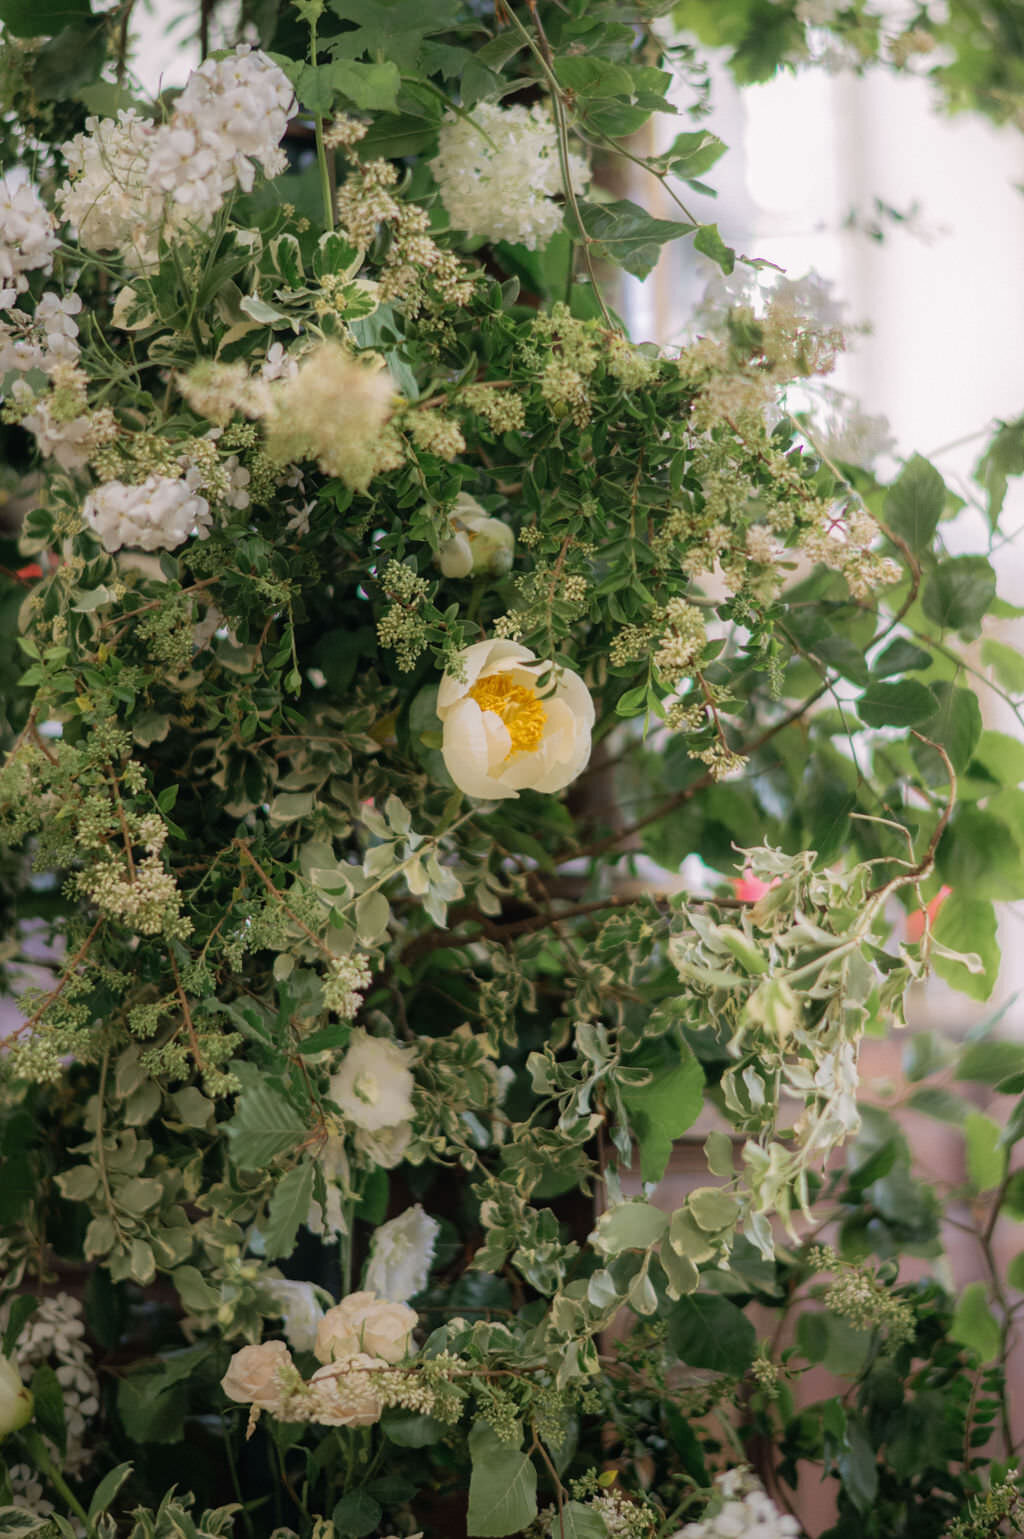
[329,1030,415,1134]
[3,1294,99,1472]
[431,103,588,250]
[673,1469,802,1538]
[365,1204,439,1302]
[82,475,213,553]
[0,177,58,292]
[262,1279,327,1354]
[437,639,594,800]
[58,111,162,267]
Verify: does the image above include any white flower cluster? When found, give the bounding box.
[0,177,58,295]
[221,1291,417,1429]
[6,1293,100,1474]
[82,474,213,553]
[673,1470,802,1539]
[58,48,293,268]
[431,103,588,250]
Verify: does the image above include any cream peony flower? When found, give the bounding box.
[309,1354,385,1427]
[220,1340,294,1411]
[0,1354,33,1439]
[365,1204,439,1303]
[314,1291,417,1365]
[437,494,514,579]
[329,1031,415,1134]
[437,639,594,800]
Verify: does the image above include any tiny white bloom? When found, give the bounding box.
[437,638,594,801]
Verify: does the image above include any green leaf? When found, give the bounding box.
[0,0,89,37]
[958,1039,1024,1083]
[30,1363,66,1456]
[574,198,694,280]
[871,638,933,678]
[328,58,400,111]
[837,1413,878,1514]
[591,1201,668,1257]
[381,1410,445,1446]
[964,1112,1005,1192]
[915,683,982,776]
[884,454,946,553]
[658,129,727,179]
[88,1463,133,1523]
[621,1053,705,1183]
[1008,1251,1024,1291]
[973,730,1024,786]
[950,1280,1001,1361]
[922,555,997,636]
[982,638,1024,696]
[938,807,1024,901]
[667,1293,757,1375]
[856,680,939,728]
[332,1493,382,1538]
[2,1295,38,1357]
[693,223,736,274]
[0,1510,52,1537]
[355,890,390,943]
[932,895,999,1001]
[554,55,635,99]
[263,1161,314,1259]
[547,1503,608,1539]
[906,1087,968,1123]
[467,1420,538,1538]
[225,1080,306,1170]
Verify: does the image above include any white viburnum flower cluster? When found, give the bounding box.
[0,177,58,295]
[365,1204,440,1303]
[58,48,293,268]
[82,474,213,553]
[6,1294,101,1473]
[673,1470,802,1538]
[431,103,588,250]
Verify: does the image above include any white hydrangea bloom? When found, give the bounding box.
[21,401,96,472]
[0,177,58,292]
[431,103,588,250]
[58,50,292,268]
[58,111,162,266]
[673,1470,802,1538]
[365,1204,440,1302]
[82,475,213,552]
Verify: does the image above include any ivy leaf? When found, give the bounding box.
[466,1420,538,1538]
[922,555,997,636]
[573,198,694,279]
[884,454,946,553]
[262,1161,314,1259]
[621,1054,705,1183]
[950,1281,1001,1361]
[667,1293,756,1376]
[856,680,939,728]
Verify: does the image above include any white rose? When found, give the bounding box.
[220,1340,294,1411]
[438,496,514,579]
[437,639,594,801]
[0,1354,33,1439]
[309,1354,385,1427]
[365,1204,440,1303]
[329,1032,415,1134]
[262,1279,326,1354]
[314,1291,417,1365]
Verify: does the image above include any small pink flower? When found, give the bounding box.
[733,870,780,903]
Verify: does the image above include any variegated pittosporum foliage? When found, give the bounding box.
[0,1,1023,1537]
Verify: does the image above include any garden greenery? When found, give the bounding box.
[0,0,1022,1536]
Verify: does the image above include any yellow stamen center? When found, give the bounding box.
[468,674,547,756]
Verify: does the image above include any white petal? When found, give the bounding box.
[441,697,517,800]
[437,639,535,714]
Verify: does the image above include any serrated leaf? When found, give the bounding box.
[857,680,939,728]
[693,222,736,273]
[225,1082,306,1170]
[932,895,999,1002]
[884,454,946,553]
[263,1161,314,1259]
[467,1420,537,1537]
[574,198,693,279]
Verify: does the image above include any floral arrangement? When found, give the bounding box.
[0,1,1021,1537]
